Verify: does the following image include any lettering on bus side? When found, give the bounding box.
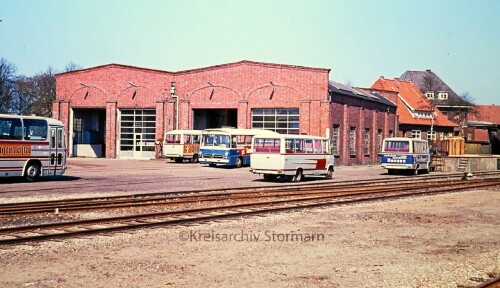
[0,144,32,157]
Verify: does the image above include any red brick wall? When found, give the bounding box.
[55,62,330,158]
[173,62,330,135]
[329,95,396,166]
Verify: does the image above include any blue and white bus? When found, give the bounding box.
[199,128,278,168]
[380,137,431,175]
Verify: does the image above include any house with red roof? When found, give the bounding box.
[367,77,457,141]
[400,69,473,127]
[464,105,500,154]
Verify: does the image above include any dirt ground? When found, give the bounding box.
[0,191,500,287]
[0,187,499,287]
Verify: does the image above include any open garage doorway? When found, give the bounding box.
[72,108,106,157]
[193,109,237,129]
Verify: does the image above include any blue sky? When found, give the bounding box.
[1,0,499,104]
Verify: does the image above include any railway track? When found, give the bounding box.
[473,275,500,288]
[0,176,498,246]
[1,170,499,215]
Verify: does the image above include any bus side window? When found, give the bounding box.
[295,139,304,153]
[313,139,322,154]
[193,135,200,144]
[305,139,313,153]
[51,129,56,148]
[57,129,63,148]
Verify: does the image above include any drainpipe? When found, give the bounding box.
[170,82,179,130]
[172,95,179,130]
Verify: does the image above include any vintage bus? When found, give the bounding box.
[199,128,278,168]
[250,134,335,181]
[162,129,202,163]
[380,137,431,175]
[0,114,67,181]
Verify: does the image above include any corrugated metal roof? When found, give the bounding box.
[328,81,396,107]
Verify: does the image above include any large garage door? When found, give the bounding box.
[119,109,156,159]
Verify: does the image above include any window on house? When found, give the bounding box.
[467,132,472,141]
[427,130,436,141]
[411,130,422,139]
[348,127,356,155]
[439,132,444,141]
[252,108,299,134]
[331,125,340,155]
[438,92,448,100]
[364,128,370,155]
[425,92,435,99]
[389,130,394,138]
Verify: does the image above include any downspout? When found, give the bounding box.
[172,95,179,130]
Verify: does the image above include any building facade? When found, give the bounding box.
[465,105,500,154]
[368,77,457,141]
[54,60,396,165]
[328,82,397,166]
[400,69,472,131]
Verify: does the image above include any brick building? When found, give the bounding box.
[465,105,500,154]
[54,60,396,165]
[328,81,397,166]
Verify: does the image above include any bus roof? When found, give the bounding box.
[383,137,427,142]
[166,129,202,135]
[0,113,64,126]
[254,134,328,140]
[202,128,279,136]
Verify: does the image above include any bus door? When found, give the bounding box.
[49,127,66,175]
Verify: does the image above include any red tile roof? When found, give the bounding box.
[468,105,500,125]
[371,77,457,127]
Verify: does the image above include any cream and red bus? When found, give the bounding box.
[250,134,334,181]
[0,114,67,181]
[162,129,202,163]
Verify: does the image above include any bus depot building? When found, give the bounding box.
[54,60,396,166]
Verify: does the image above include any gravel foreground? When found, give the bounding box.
[0,189,498,288]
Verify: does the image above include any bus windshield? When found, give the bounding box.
[203,134,231,147]
[384,141,410,152]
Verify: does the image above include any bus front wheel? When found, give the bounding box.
[24,163,40,182]
[236,157,242,168]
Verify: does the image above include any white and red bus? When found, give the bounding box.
[0,114,67,181]
[250,134,334,181]
[199,128,278,168]
[163,129,202,163]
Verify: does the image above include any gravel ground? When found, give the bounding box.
[0,159,498,287]
[0,188,499,288]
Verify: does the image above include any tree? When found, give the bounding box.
[0,58,17,113]
[11,67,56,117]
[64,62,83,72]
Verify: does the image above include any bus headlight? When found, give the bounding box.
[224,151,229,159]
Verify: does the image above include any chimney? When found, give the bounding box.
[426,69,432,72]
[380,76,384,79]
